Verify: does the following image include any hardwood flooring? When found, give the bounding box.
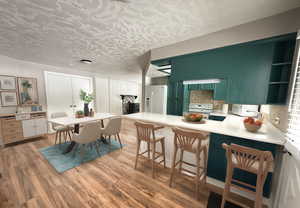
[0,132,211,208]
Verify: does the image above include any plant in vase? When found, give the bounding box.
[75,110,84,118]
[79,89,94,116]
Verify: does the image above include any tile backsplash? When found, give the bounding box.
[189,90,225,110]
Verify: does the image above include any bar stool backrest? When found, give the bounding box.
[135,121,156,142]
[172,127,208,152]
[222,143,274,176]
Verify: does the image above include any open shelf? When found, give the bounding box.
[267,38,296,104]
[272,62,292,66]
[269,82,289,85]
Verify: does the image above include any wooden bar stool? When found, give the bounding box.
[221,143,274,208]
[134,121,166,178]
[169,127,209,200]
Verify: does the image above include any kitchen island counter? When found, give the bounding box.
[123,112,285,145]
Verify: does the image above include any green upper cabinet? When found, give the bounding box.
[167,80,184,116]
[164,33,296,106]
[213,79,227,100]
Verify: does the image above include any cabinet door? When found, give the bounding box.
[213,80,227,100]
[22,120,36,138]
[34,118,48,135]
[45,73,74,117]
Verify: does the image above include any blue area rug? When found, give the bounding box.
[39,140,123,173]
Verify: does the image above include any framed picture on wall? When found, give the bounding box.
[17,77,39,105]
[0,91,18,106]
[0,75,16,90]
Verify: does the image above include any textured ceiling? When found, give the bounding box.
[0,0,300,77]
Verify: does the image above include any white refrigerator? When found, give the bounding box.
[145,85,168,114]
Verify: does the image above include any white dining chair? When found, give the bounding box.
[51,112,74,145]
[99,117,123,148]
[72,122,102,159]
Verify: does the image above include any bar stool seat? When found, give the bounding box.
[169,127,209,200]
[221,143,274,208]
[134,121,166,179]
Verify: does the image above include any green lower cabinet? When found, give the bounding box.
[207,133,277,198]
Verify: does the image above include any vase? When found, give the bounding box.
[84,103,89,116]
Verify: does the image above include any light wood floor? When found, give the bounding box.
[0,132,213,208]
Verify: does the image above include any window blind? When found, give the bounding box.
[287,32,300,148]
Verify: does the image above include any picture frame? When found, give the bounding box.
[0,75,16,90]
[17,77,39,105]
[0,91,18,106]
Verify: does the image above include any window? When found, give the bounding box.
[287,31,300,152]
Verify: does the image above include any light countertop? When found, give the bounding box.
[0,111,47,118]
[123,112,286,145]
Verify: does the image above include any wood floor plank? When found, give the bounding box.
[0,127,211,208]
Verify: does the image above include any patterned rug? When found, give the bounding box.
[39,140,123,173]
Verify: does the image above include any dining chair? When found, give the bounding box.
[72,122,102,160]
[169,127,209,200]
[221,143,274,208]
[99,117,123,148]
[134,121,166,178]
[51,112,74,145]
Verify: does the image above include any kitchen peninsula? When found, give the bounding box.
[123,112,285,200]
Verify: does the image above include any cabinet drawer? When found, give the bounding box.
[2,128,22,137]
[3,132,23,143]
[2,120,22,130]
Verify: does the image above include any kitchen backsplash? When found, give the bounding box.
[190,90,225,110]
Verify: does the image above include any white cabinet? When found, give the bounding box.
[22,118,47,138]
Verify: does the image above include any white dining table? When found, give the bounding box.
[48,113,116,127]
[48,113,117,153]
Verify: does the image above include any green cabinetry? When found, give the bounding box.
[159,33,296,115]
[266,40,295,104]
[213,79,227,100]
[167,80,184,115]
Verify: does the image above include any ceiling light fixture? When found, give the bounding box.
[80,59,92,64]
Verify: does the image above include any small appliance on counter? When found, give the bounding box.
[232,104,259,117]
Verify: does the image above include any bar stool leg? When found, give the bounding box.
[147,142,151,159]
[160,140,166,168]
[221,165,233,208]
[179,149,184,173]
[151,142,156,178]
[255,175,264,208]
[195,151,201,200]
[169,146,178,187]
[134,140,141,169]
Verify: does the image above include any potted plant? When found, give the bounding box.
[79,89,94,116]
[75,110,84,118]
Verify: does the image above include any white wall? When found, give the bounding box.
[151,7,300,60]
[0,55,141,114]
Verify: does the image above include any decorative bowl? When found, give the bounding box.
[243,117,262,133]
[183,113,204,122]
